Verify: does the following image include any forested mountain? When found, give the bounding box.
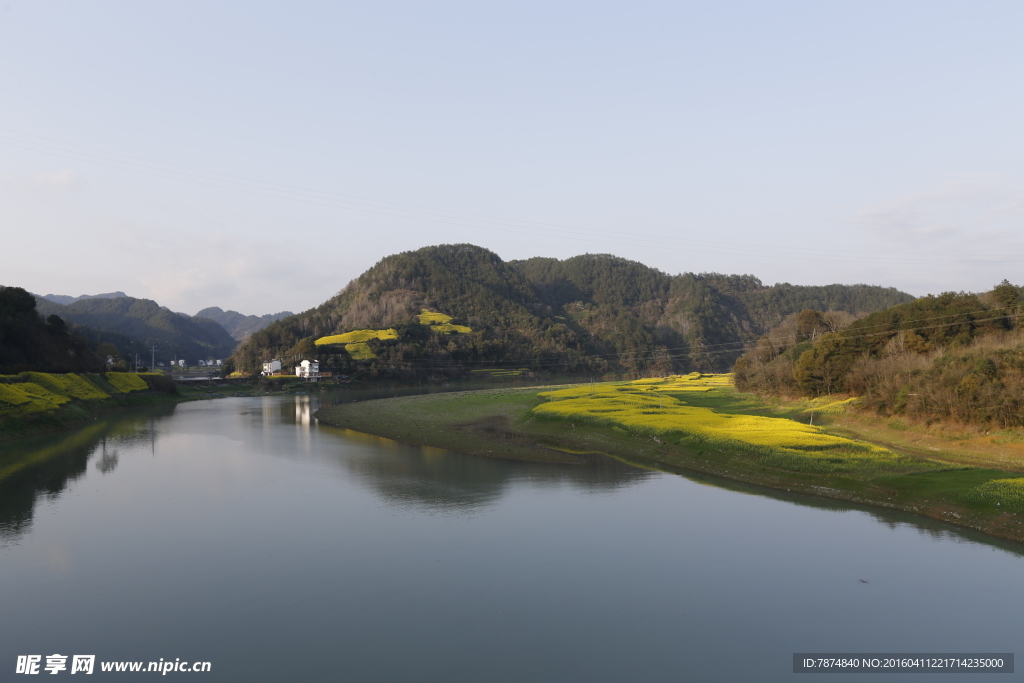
[34,296,238,364]
[0,287,104,374]
[231,244,913,378]
[734,281,1024,427]
[195,307,294,340]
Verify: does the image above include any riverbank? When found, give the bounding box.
[0,373,254,442]
[315,378,1024,543]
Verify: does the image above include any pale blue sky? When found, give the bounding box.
[1,1,1022,315]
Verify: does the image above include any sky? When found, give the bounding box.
[1,1,1022,316]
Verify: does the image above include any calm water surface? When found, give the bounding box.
[2,394,1023,681]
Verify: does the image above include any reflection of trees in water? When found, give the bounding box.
[95,447,119,474]
[0,405,174,545]
[326,428,654,513]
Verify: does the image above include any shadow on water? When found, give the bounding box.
[0,404,176,545]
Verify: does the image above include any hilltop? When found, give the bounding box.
[231,244,913,378]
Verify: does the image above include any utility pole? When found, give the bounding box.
[151,345,157,372]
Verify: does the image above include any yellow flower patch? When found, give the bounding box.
[0,382,71,413]
[19,372,109,401]
[315,328,398,345]
[419,310,472,334]
[105,372,149,393]
[533,374,905,473]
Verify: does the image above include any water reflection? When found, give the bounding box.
[3,393,1024,559]
[323,426,652,513]
[0,405,173,545]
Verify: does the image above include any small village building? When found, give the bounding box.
[295,359,320,379]
[262,359,282,376]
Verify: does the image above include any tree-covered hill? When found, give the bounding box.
[34,296,239,364]
[231,244,913,379]
[0,287,104,374]
[734,281,1024,427]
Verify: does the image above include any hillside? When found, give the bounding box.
[34,296,239,364]
[734,281,1024,427]
[195,307,294,340]
[0,287,104,374]
[231,244,913,378]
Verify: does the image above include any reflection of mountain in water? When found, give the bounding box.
[318,426,654,513]
[0,406,174,545]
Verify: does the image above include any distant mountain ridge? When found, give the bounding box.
[195,307,294,341]
[232,244,915,377]
[34,296,238,364]
[41,291,128,306]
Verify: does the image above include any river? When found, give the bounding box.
[1,393,1022,681]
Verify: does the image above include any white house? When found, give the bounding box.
[262,359,282,376]
[295,359,320,379]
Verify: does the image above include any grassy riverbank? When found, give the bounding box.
[0,372,252,442]
[315,375,1024,543]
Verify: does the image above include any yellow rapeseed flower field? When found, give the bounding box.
[418,310,452,325]
[419,310,472,334]
[20,372,109,401]
[105,372,150,393]
[0,382,72,413]
[315,328,398,346]
[533,374,911,474]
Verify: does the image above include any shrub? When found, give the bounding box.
[139,372,177,394]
